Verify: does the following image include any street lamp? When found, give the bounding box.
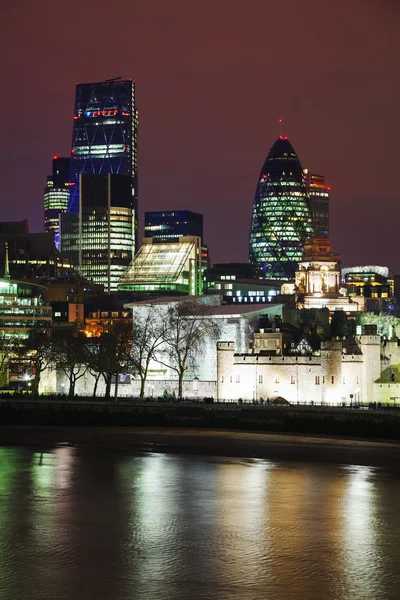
[355,387,360,405]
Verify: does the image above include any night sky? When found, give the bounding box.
[1,0,399,270]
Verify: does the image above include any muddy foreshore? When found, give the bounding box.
[2,426,400,470]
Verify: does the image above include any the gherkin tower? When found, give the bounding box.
[249,137,313,280]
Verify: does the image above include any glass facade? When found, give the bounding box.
[249,137,313,280]
[303,170,330,238]
[68,79,138,217]
[144,210,203,243]
[0,279,52,338]
[118,237,203,295]
[44,157,71,249]
[60,174,134,293]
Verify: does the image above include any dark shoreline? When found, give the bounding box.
[2,426,400,470]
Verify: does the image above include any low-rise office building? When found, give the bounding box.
[119,236,207,298]
[342,265,398,314]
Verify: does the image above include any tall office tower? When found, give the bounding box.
[303,169,330,238]
[61,174,134,293]
[44,156,71,248]
[68,78,138,242]
[144,210,203,243]
[249,137,313,280]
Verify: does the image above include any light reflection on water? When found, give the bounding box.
[0,448,400,600]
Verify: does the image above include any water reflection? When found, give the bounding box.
[0,448,400,600]
[341,465,384,599]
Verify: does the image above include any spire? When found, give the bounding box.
[278,118,287,140]
[4,241,10,280]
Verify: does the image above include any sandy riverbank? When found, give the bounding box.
[1,426,400,470]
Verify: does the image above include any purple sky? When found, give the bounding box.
[1,0,399,269]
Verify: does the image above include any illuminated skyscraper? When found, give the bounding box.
[249,137,313,280]
[44,156,71,248]
[303,170,330,238]
[61,174,134,293]
[68,78,138,229]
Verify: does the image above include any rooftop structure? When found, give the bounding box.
[206,262,281,303]
[0,220,72,281]
[144,210,203,243]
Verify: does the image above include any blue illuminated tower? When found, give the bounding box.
[62,79,138,289]
[249,137,313,280]
[68,78,138,218]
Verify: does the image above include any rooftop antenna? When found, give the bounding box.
[105,76,123,82]
[278,118,283,137]
[4,241,10,280]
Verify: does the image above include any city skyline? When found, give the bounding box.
[1,0,399,270]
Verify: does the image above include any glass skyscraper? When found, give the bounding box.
[249,137,313,280]
[61,174,135,293]
[44,156,71,248]
[303,169,330,238]
[68,78,138,223]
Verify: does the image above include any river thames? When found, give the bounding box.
[1,439,400,599]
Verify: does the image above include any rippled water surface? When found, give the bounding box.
[1,445,400,600]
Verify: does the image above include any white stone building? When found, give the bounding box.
[217,335,381,405]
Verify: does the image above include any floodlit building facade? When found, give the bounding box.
[217,334,380,405]
[295,236,359,313]
[61,174,135,293]
[118,236,205,296]
[59,294,384,405]
[303,169,330,238]
[249,137,313,280]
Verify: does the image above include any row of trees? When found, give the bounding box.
[5,300,221,400]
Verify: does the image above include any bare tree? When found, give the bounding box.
[0,333,19,387]
[86,337,108,399]
[17,331,53,398]
[127,306,166,400]
[53,328,88,399]
[92,322,133,400]
[158,300,221,399]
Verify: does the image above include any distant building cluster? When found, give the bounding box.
[1,76,400,405]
